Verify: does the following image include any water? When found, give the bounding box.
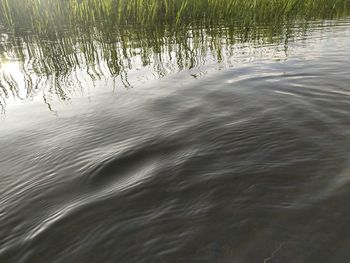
[1,7,350,263]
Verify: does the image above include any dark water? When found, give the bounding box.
[1,17,350,262]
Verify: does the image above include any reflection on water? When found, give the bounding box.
[0,0,349,111]
[1,26,350,260]
[0,24,295,109]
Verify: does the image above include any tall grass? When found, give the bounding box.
[1,0,349,30]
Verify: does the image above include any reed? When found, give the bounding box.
[1,0,349,31]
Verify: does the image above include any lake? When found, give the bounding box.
[1,1,350,262]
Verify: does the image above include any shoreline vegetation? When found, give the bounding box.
[0,0,350,112]
[1,0,350,29]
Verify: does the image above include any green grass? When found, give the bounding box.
[1,0,350,31]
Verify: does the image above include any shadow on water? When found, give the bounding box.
[0,0,349,111]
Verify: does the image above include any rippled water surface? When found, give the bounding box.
[1,10,350,263]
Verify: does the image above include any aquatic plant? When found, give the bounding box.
[1,0,349,30]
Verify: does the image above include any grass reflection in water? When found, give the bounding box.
[0,0,349,111]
